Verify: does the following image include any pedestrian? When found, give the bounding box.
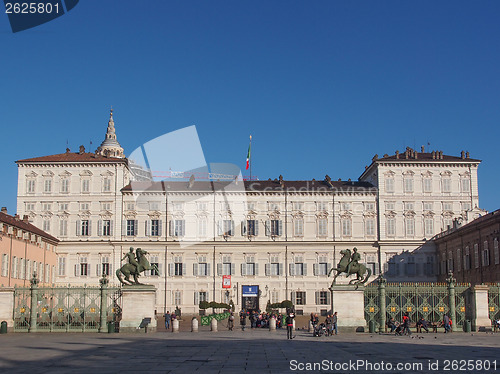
[228,312,234,331]
[332,312,338,335]
[416,316,429,333]
[286,310,295,339]
[240,310,247,331]
[402,312,411,335]
[164,311,171,330]
[443,314,451,333]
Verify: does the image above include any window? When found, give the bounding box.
[59,203,68,211]
[58,257,66,276]
[365,219,375,236]
[442,178,451,193]
[81,179,90,193]
[482,241,490,267]
[271,290,279,304]
[269,258,282,276]
[424,256,434,275]
[101,220,111,236]
[247,202,255,211]
[242,256,257,276]
[403,178,413,193]
[42,219,50,233]
[173,202,184,211]
[404,202,414,211]
[443,218,452,231]
[457,248,461,272]
[268,202,279,211]
[149,202,160,211]
[194,256,209,277]
[495,239,499,265]
[221,219,234,236]
[266,220,282,236]
[44,179,52,193]
[405,217,415,236]
[474,244,479,268]
[26,202,35,211]
[80,257,88,276]
[443,202,453,211]
[423,202,433,211]
[293,202,304,211]
[423,178,432,192]
[80,220,90,236]
[461,178,470,193]
[424,218,434,237]
[102,178,111,192]
[197,202,208,211]
[385,201,395,211]
[242,219,258,236]
[12,256,18,279]
[317,202,327,211]
[464,246,471,270]
[342,202,351,211]
[294,218,304,236]
[19,258,25,280]
[150,219,161,236]
[294,291,306,305]
[317,291,329,305]
[101,202,112,211]
[126,203,135,211]
[365,203,375,212]
[174,262,183,276]
[42,203,52,211]
[126,219,137,236]
[294,262,305,276]
[61,178,69,193]
[462,202,471,211]
[198,218,207,237]
[317,218,327,237]
[150,255,160,276]
[315,257,329,276]
[385,178,395,193]
[387,256,399,276]
[27,179,35,193]
[80,202,89,211]
[406,256,416,276]
[174,291,182,306]
[220,255,233,275]
[342,219,351,237]
[100,256,111,276]
[1,254,9,277]
[195,291,208,306]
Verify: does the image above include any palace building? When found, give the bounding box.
[15,110,484,314]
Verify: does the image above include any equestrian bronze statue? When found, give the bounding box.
[328,247,371,288]
[116,247,159,285]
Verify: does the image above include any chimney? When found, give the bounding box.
[0,207,7,214]
[66,148,70,153]
[440,151,443,159]
[14,214,20,221]
[466,151,470,159]
[324,175,331,182]
[461,151,465,159]
[432,151,436,159]
[421,145,425,153]
[23,215,29,223]
[79,145,85,154]
[395,150,400,159]
[372,154,378,162]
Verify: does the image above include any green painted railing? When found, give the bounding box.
[200,312,231,326]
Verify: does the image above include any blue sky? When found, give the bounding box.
[0,1,499,213]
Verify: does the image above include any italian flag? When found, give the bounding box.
[246,136,252,170]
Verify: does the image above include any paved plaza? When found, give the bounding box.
[1,329,500,374]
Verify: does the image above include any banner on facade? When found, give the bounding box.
[222,275,231,288]
[242,285,259,297]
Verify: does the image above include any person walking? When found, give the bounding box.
[240,310,247,331]
[164,311,171,331]
[228,312,234,331]
[443,314,451,333]
[402,312,411,335]
[332,312,338,335]
[286,311,295,339]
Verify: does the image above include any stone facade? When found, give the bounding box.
[14,114,484,314]
[435,209,500,284]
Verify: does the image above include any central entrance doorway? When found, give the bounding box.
[242,285,259,313]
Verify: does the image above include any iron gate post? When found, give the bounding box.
[378,277,386,333]
[29,272,39,333]
[99,274,109,333]
[447,272,457,332]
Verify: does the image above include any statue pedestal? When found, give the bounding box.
[120,285,157,333]
[330,285,366,332]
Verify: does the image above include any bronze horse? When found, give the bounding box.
[116,248,159,285]
[328,248,371,288]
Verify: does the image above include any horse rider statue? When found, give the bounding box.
[345,247,361,277]
[116,246,159,285]
[328,247,371,288]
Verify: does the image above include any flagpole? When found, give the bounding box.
[249,135,252,181]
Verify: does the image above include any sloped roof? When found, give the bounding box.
[0,211,59,243]
[16,151,127,164]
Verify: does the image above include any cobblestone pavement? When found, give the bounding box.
[1,329,500,374]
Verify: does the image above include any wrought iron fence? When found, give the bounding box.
[13,284,121,332]
[488,284,500,322]
[364,280,469,330]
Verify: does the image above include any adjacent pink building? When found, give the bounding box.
[0,207,58,287]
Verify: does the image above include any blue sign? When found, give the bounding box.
[242,285,259,297]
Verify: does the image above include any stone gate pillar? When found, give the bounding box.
[120,285,157,332]
[378,277,386,333]
[0,288,15,332]
[331,285,366,332]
